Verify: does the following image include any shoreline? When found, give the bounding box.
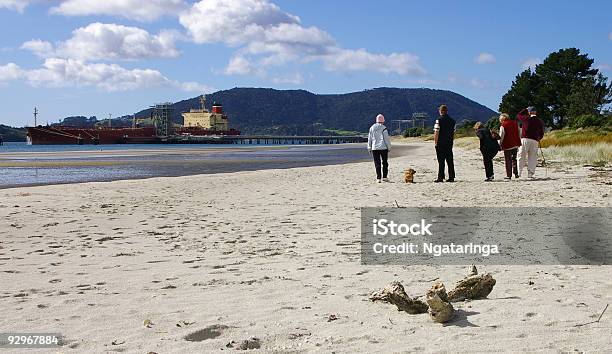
[1,142,610,353]
[2,141,608,197]
[0,144,416,190]
[0,142,367,158]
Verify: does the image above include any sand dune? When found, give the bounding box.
[1,142,610,353]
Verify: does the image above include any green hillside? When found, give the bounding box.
[0,124,26,142]
[133,87,497,135]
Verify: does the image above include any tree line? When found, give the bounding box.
[499,48,611,129]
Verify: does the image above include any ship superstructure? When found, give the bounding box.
[26,98,240,145]
[182,95,228,131]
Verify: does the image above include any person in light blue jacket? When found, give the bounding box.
[367,114,392,183]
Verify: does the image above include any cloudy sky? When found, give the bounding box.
[1,0,610,126]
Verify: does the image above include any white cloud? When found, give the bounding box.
[597,64,611,72]
[180,0,425,77]
[180,0,300,45]
[522,57,542,70]
[11,0,427,91]
[0,59,208,92]
[50,0,188,22]
[20,40,54,57]
[475,52,496,64]
[609,32,612,40]
[246,23,334,61]
[322,48,425,75]
[21,23,180,61]
[0,0,32,13]
[0,63,23,81]
[225,56,256,75]
[26,59,171,90]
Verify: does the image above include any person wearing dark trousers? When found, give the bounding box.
[433,105,456,182]
[503,148,518,178]
[474,122,501,181]
[372,150,389,182]
[367,114,391,183]
[498,113,521,179]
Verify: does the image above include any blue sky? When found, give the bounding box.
[0,0,610,127]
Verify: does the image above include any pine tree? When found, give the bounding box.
[499,48,612,128]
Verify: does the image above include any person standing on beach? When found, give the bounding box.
[498,113,521,180]
[474,122,501,181]
[367,114,392,183]
[433,105,456,182]
[516,107,544,178]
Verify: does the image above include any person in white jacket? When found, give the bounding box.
[367,114,392,183]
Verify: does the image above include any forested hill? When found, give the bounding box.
[0,125,26,142]
[134,87,496,135]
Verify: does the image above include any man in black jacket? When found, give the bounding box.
[433,105,456,182]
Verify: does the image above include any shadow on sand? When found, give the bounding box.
[444,309,480,328]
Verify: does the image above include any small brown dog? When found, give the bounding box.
[403,168,416,183]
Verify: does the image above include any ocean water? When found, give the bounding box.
[0,141,278,153]
[0,142,382,188]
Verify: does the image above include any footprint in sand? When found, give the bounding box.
[525,312,537,319]
[184,325,229,342]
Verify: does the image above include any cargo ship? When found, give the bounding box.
[26,96,240,145]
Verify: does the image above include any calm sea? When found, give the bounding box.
[0,142,381,188]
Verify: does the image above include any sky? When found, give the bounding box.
[0,0,610,127]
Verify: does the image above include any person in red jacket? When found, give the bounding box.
[516,107,545,178]
[498,113,521,180]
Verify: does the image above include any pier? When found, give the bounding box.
[163,135,367,145]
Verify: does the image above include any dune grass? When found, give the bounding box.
[453,137,479,150]
[539,128,611,166]
[543,143,611,166]
[451,134,611,166]
[402,128,612,166]
[540,128,612,148]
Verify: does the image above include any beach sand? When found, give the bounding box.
[1,142,611,353]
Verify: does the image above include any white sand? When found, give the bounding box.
[1,142,611,353]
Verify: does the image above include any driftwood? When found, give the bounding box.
[426,282,454,323]
[447,266,496,302]
[369,281,428,314]
[370,266,496,323]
